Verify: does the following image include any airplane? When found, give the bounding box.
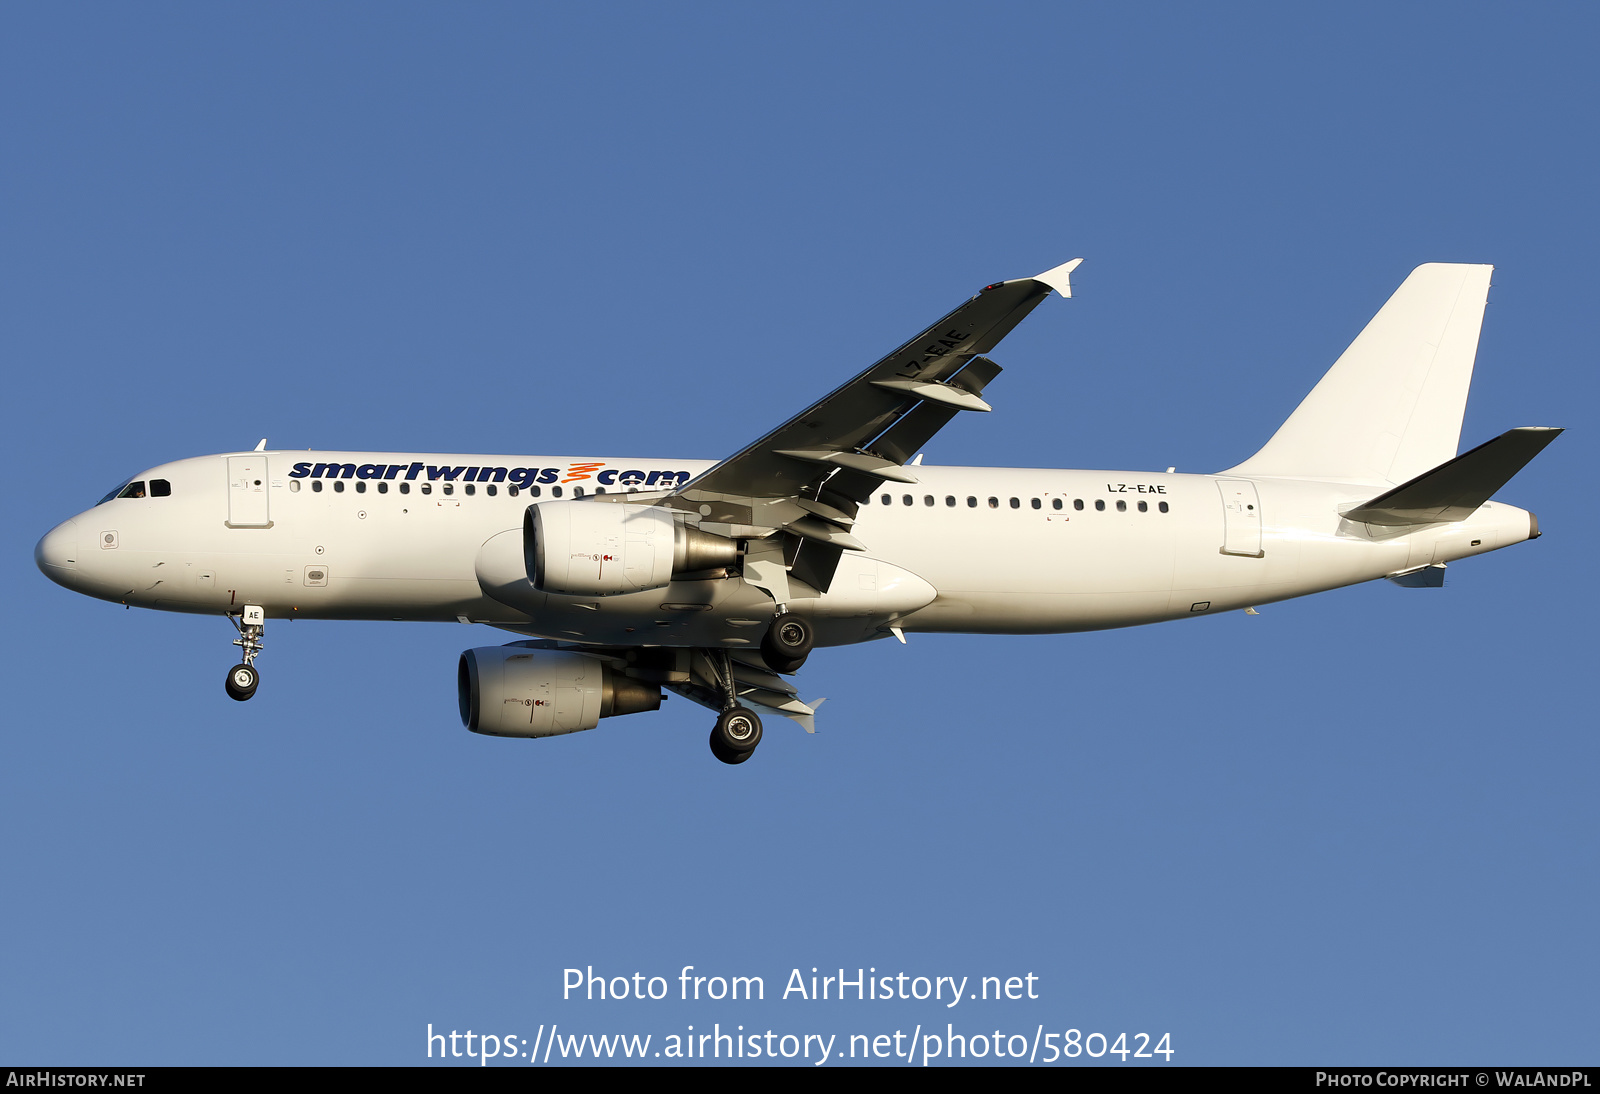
[34,260,1560,764]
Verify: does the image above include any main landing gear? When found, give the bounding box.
[224,605,265,702]
[706,648,763,765]
[760,612,813,674]
[709,707,763,764]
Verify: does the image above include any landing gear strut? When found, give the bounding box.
[225,605,265,702]
[706,649,762,765]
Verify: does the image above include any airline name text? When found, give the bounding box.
[289,461,693,490]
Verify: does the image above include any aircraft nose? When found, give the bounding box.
[35,519,79,580]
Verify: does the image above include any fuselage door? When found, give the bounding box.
[1216,478,1264,557]
[227,456,271,528]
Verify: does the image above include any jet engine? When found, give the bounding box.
[524,501,737,596]
[458,646,663,737]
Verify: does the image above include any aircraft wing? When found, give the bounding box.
[658,259,1081,593]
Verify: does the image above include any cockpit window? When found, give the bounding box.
[117,481,147,500]
[150,479,172,497]
[98,480,131,505]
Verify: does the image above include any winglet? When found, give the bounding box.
[1033,258,1084,298]
[253,438,267,452]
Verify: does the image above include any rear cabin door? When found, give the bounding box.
[1216,479,1263,557]
[227,456,271,527]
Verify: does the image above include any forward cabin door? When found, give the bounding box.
[1216,479,1263,557]
[227,456,271,527]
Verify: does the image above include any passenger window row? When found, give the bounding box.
[869,493,1170,514]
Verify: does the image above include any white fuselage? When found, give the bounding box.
[35,449,1537,649]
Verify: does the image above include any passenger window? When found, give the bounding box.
[312,480,324,493]
[594,487,604,495]
[1138,500,1147,512]
[1051,498,1062,510]
[1159,501,1169,513]
[1031,498,1041,510]
[443,484,454,495]
[552,486,563,498]
[530,486,541,498]
[289,480,301,493]
[356,481,367,493]
[507,486,517,497]
[150,479,172,497]
[988,497,999,509]
[881,494,891,505]
[574,487,584,498]
[488,485,498,496]
[399,482,410,495]
[465,484,476,496]
[377,482,388,494]
[1116,500,1127,512]
[334,481,345,493]
[902,494,913,506]
[945,496,956,507]
[924,495,934,506]
[1009,497,1020,509]
[967,496,977,508]
[421,483,432,495]
[1094,499,1105,511]
[117,481,147,499]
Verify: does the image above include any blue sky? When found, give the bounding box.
[2,3,1594,1066]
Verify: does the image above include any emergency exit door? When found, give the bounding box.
[227,456,271,527]
[1216,479,1263,557]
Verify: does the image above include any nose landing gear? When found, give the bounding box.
[225,605,266,702]
[225,663,259,701]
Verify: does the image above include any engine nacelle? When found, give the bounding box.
[458,646,663,738]
[524,501,737,596]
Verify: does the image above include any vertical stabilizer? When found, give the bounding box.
[1225,263,1493,486]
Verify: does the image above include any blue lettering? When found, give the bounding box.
[479,467,508,483]
[427,466,467,481]
[508,468,539,490]
[383,465,404,479]
[536,468,558,484]
[290,462,312,478]
[405,462,425,480]
[617,470,646,486]
[313,463,356,479]
[357,464,384,479]
[597,469,618,485]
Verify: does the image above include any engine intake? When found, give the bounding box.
[458,646,663,738]
[524,501,737,596]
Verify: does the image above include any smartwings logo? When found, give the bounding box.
[287,460,692,489]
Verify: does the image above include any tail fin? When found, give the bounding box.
[1225,263,1494,485]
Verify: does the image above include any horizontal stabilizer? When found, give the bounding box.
[1344,427,1562,526]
